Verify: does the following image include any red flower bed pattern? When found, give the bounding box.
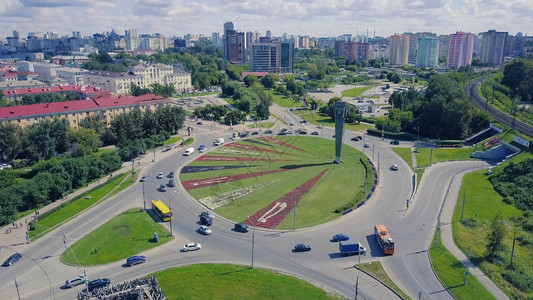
[223,142,298,156]
[258,137,311,154]
[195,155,295,162]
[182,169,288,190]
[243,169,327,228]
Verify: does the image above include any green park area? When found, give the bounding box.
[153,264,340,300]
[341,86,373,98]
[357,262,410,300]
[271,92,306,108]
[61,208,172,266]
[293,110,373,132]
[30,172,134,241]
[415,147,476,168]
[180,137,373,229]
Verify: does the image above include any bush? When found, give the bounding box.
[461,218,478,228]
[516,234,533,247]
[503,267,533,292]
[366,128,416,140]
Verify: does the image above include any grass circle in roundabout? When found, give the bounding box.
[180,136,372,230]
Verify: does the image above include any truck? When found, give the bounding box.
[214,138,224,146]
[339,240,366,256]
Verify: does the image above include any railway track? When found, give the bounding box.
[466,78,533,138]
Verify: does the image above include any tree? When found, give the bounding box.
[255,102,270,120]
[130,83,151,96]
[486,212,506,261]
[261,74,278,89]
[223,111,246,126]
[221,81,242,97]
[226,65,242,81]
[275,84,287,95]
[67,128,102,157]
[0,123,22,160]
[243,74,258,87]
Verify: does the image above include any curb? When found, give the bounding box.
[354,265,405,300]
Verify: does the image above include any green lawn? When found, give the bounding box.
[392,147,413,169]
[357,262,411,300]
[415,147,476,168]
[153,264,340,300]
[163,136,181,146]
[341,86,373,98]
[181,137,373,229]
[247,122,275,129]
[271,113,288,125]
[294,110,373,132]
[271,92,305,108]
[429,235,495,300]
[61,209,173,266]
[451,158,533,299]
[30,172,134,240]
[183,137,194,146]
[415,168,425,188]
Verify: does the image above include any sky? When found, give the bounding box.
[0,0,531,40]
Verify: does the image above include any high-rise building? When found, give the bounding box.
[504,33,526,57]
[212,32,221,47]
[125,29,139,50]
[447,32,474,69]
[266,30,271,38]
[438,35,450,60]
[225,30,246,65]
[250,40,293,73]
[480,30,508,65]
[12,31,19,39]
[405,32,436,64]
[298,36,310,49]
[335,41,370,62]
[416,37,440,67]
[72,31,81,39]
[223,21,235,60]
[389,34,410,66]
[245,31,253,50]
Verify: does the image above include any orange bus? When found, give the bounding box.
[375,224,394,255]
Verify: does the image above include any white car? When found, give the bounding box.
[390,164,399,171]
[183,243,202,252]
[65,275,86,288]
[198,225,212,235]
[156,172,164,179]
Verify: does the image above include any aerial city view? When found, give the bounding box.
[0,0,532,299]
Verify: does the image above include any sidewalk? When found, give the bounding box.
[439,169,509,300]
[0,118,274,254]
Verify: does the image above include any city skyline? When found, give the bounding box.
[0,0,531,40]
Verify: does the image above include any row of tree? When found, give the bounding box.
[0,91,79,107]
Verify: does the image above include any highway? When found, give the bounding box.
[0,105,488,300]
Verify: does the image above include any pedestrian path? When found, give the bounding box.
[439,169,509,300]
[411,147,418,169]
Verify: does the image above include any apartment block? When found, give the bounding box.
[447,32,474,69]
[416,37,440,67]
[480,30,508,65]
[389,34,410,66]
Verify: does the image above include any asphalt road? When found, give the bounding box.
[0,106,487,300]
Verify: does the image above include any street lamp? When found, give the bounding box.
[168,195,173,237]
[248,216,255,269]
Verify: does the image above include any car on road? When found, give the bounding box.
[2,253,22,267]
[356,136,363,140]
[390,164,399,171]
[234,223,249,233]
[87,278,110,291]
[363,143,370,148]
[126,255,146,266]
[351,137,359,141]
[299,130,307,135]
[200,215,213,226]
[198,145,207,153]
[65,275,86,288]
[159,184,167,192]
[198,225,212,235]
[278,132,287,136]
[289,121,295,126]
[251,131,259,135]
[196,121,203,125]
[183,243,201,252]
[239,131,250,138]
[281,128,287,133]
[139,176,147,182]
[390,140,400,145]
[332,234,350,242]
[286,130,293,134]
[200,211,215,219]
[311,131,319,135]
[156,172,164,179]
[317,125,322,129]
[294,244,311,252]
[168,179,176,187]
[265,130,273,134]
[167,171,175,178]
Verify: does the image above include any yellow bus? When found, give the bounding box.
[151,200,173,222]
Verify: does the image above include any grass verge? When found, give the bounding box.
[341,86,373,98]
[183,137,194,146]
[153,264,340,299]
[392,147,413,169]
[415,147,476,168]
[61,208,172,265]
[29,172,134,241]
[271,92,306,108]
[163,136,181,146]
[357,262,411,300]
[271,113,287,125]
[247,122,275,129]
[429,234,495,300]
[294,110,373,132]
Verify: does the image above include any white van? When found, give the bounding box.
[184,147,195,156]
[214,138,224,146]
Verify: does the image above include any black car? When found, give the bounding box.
[168,179,176,187]
[239,132,249,137]
[299,131,307,135]
[265,130,273,134]
[2,253,22,267]
[200,215,213,226]
[251,131,259,135]
[196,121,203,125]
[294,244,311,252]
[311,131,319,135]
[234,223,249,233]
[87,278,110,291]
[167,171,175,178]
[351,137,359,141]
[278,132,287,136]
[390,140,400,145]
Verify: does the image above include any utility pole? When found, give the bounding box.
[510,228,517,266]
[142,182,146,211]
[372,144,375,161]
[461,189,466,222]
[15,278,21,300]
[168,197,173,237]
[293,199,296,231]
[429,147,433,166]
[84,269,89,293]
[251,226,255,269]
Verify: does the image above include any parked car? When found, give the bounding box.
[198,145,207,153]
[234,223,249,233]
[332,234,350,242]
[167,171,175,178]
[183,243,202,252]
[126,255,146,266]
[390,140,400,145]
[168,179,176,187]
[294,244,312,252]
[65,275,86,288]
[239,131,250,137]
[87,278,110,291]
[200,211,215,219]
[156,172,164,179]
[390,164,399,171]
[198,225,212,235]
[2,253,22,267]
[159,184,167,192]
[311,131,319,135]
[139,176,147,182]
[200,215,213,226]
[356,136,363,140]
[265,130,273,134]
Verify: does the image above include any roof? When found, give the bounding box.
[2,85,110,97]
[0,93,168,119]
[242,72,269,78]
[2,72,18,77]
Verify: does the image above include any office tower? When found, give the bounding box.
[282,32,289,41]
[250,40,293,73]
[266,30,271,38]
[223,21,235,60]
[280,40,294,72]
[389,34,410,65]
[447,32,474,69]
[416,37,440,67]
[245,31,253,50]
[72,31,81,39]
[480,30,508,65]
[12,31,19,39]
[212,32,221,47]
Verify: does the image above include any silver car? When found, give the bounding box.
[65,275,86,288]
